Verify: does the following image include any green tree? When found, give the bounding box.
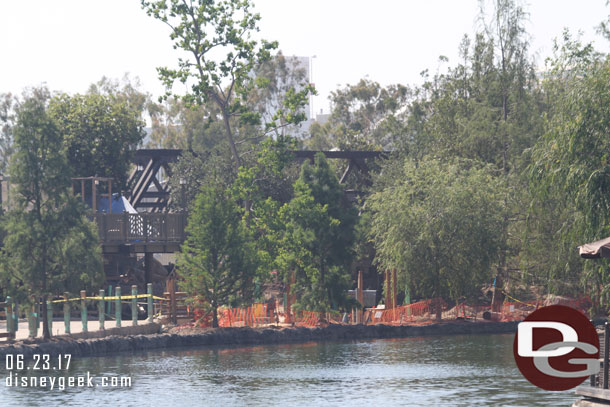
[528,33,610,309]
[87,74,152,118]
[234,135,300,277]
[325,79,411,150]
[248,52,312,139]
[277,153,357,314]
[597,1,610,43]
[141,0,277,171]
[142,1,315,170]
[48,93,145,190]
[147,52,312,152]
[147,97,226,150]
[1,90,103,339]
[177,183,259,327]
[0,92,16,174]
[369,157,505,315]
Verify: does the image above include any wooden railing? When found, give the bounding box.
[95,213,187,244]
[0,300,15,340]
[574,323,610,403]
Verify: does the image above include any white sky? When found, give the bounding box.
[0,1,608,115]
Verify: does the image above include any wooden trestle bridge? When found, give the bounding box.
[123,149,385,213]
[91,149,384,282]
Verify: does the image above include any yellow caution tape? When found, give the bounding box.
[501,290,538,308]
[50,294,168,304]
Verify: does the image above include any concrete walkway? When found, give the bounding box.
[0,318,142,340]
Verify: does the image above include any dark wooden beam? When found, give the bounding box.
[340,160,354,184]
[141,191,170,198]
[127,149,388,212]
[136,202,167,208]
[291,150,387,160]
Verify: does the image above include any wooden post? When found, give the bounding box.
[115,286,122,327]
[147,283,154,324]
[80,290,87,333]
[108,179,112,214]
[285,278,292,324]
[602,322,610,389]
[490,274,503,312]
[122,212,128,241]
[12,302,18,334]
[80,179,85,203]
[392,268,398,322]
[143,216,149,242]
[46,300,53,337]
[131,285,138,326]
[144,252,153,285]
[5,296,14,339]
[28,300,37,338]
[98,289,105,330]
[385,269,391,309]
[107,285,112,316]
[101,212,107,242]
[92,180,97,213]
[13,302,18,333]
[64,292,70,334]
[357,270,363,324]
[168,277,177,325]
[290,272,296,323]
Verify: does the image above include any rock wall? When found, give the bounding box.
[0,321,519,358]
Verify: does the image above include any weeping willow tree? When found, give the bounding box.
[528,32,610,311]
[369,157,505,314]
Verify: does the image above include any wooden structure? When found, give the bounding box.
[126,149,387,213]
[67,149,385,285]
[127,149,182,212]
[161,273,191,324]
[572,323,610,405]
[72,177,114,213]
[0,300,15,340]
[96,212,186,254]
[574,323,610,406]
[96,212,186,285]
[292,150,386,185]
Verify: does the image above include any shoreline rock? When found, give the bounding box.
[0,321,519,358]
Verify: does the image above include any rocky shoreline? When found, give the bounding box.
[0,321,519,358]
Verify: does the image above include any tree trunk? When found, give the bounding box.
[41,245,50,340]
[212,306,218,328]
[435,269,442,321]
[435,298,442,321]
[41,295,50,340]
[220,105,241,172]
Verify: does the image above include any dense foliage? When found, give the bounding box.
[3,0,610,322]
[277,153,357,313]
[177,183,259,327]
[370,158,505,304]
[0,91,103,339]
[48,92,145,190]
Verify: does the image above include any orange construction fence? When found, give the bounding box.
[296,310,322,327]
[453,303,491,320]
[500,301,539,321]
[499,295,591,321]
[218,303,271,327]
[366,298,449,325]
[190,295,592,328]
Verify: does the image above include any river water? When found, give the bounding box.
[1,333,577,406]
